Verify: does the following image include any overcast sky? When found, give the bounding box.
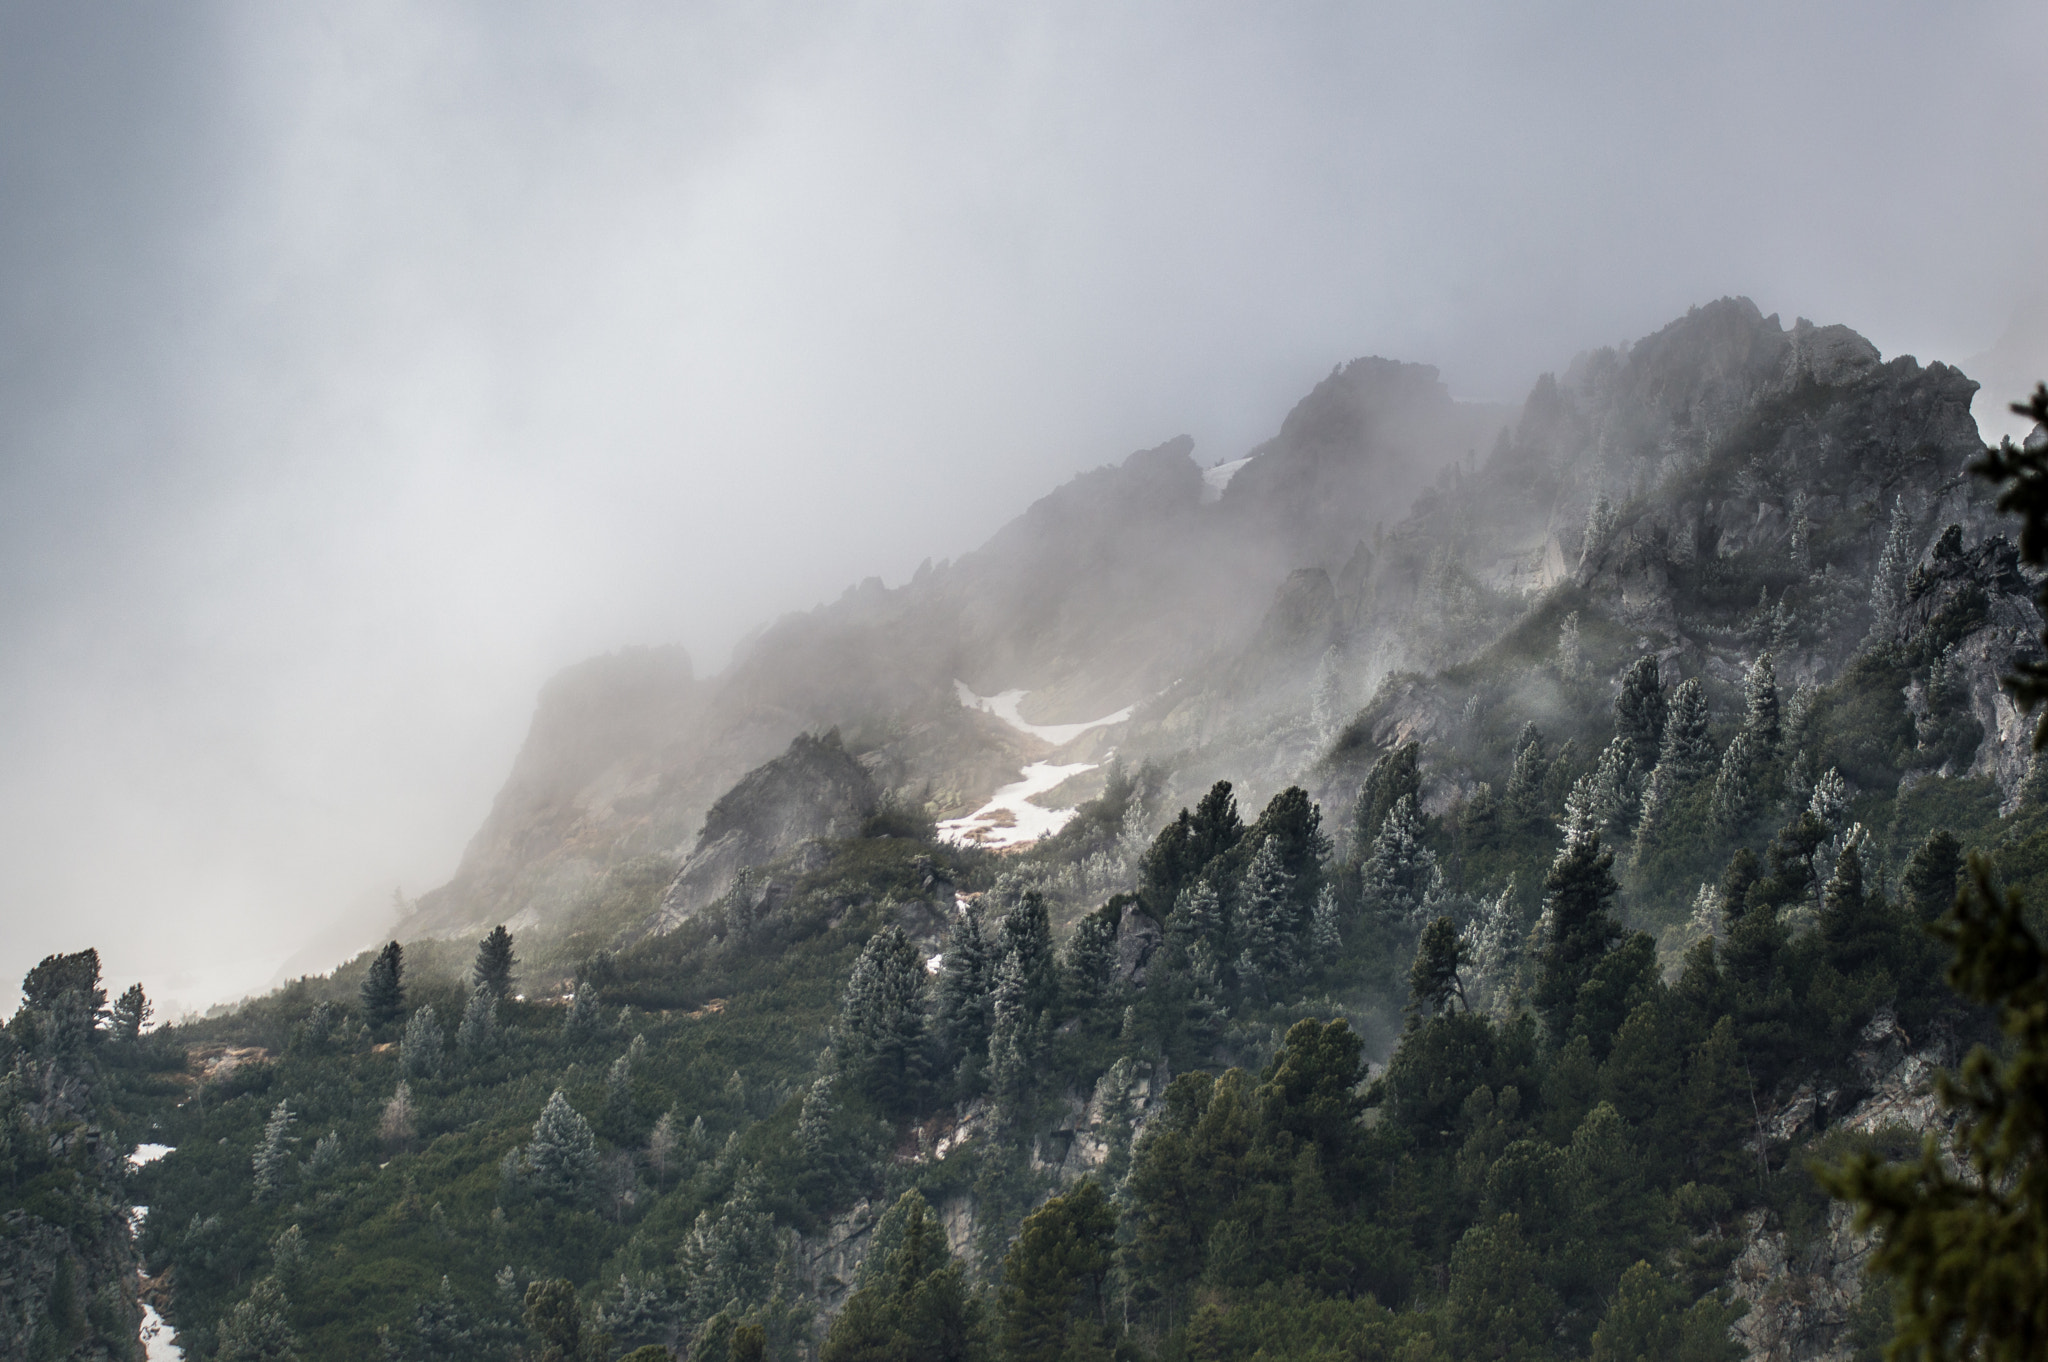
[2,1,2044,1016]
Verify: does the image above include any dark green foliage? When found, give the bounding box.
[1589,1260,1744,1362]
[473,926,518,997]
[362,941,406,1029]
[1535,836,1624,1039]
[110,982,151,1042]
[1354,743,1421,852]
[1902,830,1965,922]
[1406,916,1468,1023]
[823,1192,979,1362]
[997,1182,1116,1362]
[1614,655,1667,768]
[523,1278,584,1362]
[836,926,929,1117]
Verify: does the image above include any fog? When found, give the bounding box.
[2,1,2043,1016]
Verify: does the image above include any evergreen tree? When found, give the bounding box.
[1711,653,1783,832]
[414,1275,479,1361]
[523,1279,583,1362]
[563,983,602,1039]
[1660,678,1716,776]
[1590,1260,1744,1362]
[823,1190,976,1362]
[677,1174,782,1328]
[1581,489,1616,565]
[1168,880,1226,963]
[1535,834,1624,1039]
[793,1073,849,1211]
[216,1277,300,1362]
[1868,493,1914,638]
[1361,795,1444,922]
[1309,885,1342,957]
[931,903,995,1087]
[1059,905,1120,1010]
[1248,785,1330,901]
[473,925,518,996]
[1613,655,1667,767]
[1187,781,1245,869]
[837,926,929,1115]
[524,1090,600,1204]
[458,985,499,1054]
[1441,1214,1558,1361]
[400,1003,443,1078]
[998,1181,1117,1362]
[1353,742,1422,855]
[1559,609,1584,678]
[361,940,406,1029]
[252,1100,296,1202]
[606,1051,636,1135]
[987,949,1041,1100]
[1583,736,1641,839]
[1506,724,1552,822]
[109,982,151,1042]
[1407,916,1469,1022]
[1235,836,1296,981]
[1818,840,1888,977]
[1902,829,1965,922]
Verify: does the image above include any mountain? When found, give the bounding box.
[80,296,2048,1362]
[405,297,2019,970]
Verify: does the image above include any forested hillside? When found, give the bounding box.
[9,302,2048,1360]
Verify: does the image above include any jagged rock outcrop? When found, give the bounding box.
[652,731,878,932]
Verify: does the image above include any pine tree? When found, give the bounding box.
[361,940,405,1029]
[1558,610,1584,678]
[1309,885,1342,956]
[563,983,601,1039]
[1901,829,1965,922]
[1505,724,1552,823]
[1712,653,1783,832]
[400,1004,443,1078]
[606,1052,636,1136]
[457,986,498,1054]
[1819,840,1887,976]
[1868,493,1914,637]
[109,982,151,1042]
[988,948,1041,1099]
[1407,916,1469,1022]
[1535,834,1624,1039]
[1590,1260,1744,1362]
[1581,490,1616,565]
[1585,735,1641,839]
[473,925,518,996]
[1807,766,1850,834]
[1362,795,1444,922]
[252,1100,295,1202]
[1659,678,1715,776]
[1613,655,1667,767]
[1235,836,1297,981]
[1060,906,1120,1009]
[413,1275,478,1362]
[931,903,994,1088]
[1168,880,1226,963]
[824,1191,975,1362]
[998,1181,1118,1362]
[836,925,929,1115]
[677,1174,781,1325]
[522,1279,583,1362]
[215,1277,300,1362]
[524,1090,600,1204]
[1353,742,1423,856]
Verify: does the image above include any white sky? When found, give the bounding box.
[2,1,2044,1015]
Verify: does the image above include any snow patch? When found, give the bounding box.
[1201,455,1254,503]
[938,760,1098,850]
[925,953,945,974]
[142,1302,183,1361]
[952,682,1131,747]
[129,1143,173,1168]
